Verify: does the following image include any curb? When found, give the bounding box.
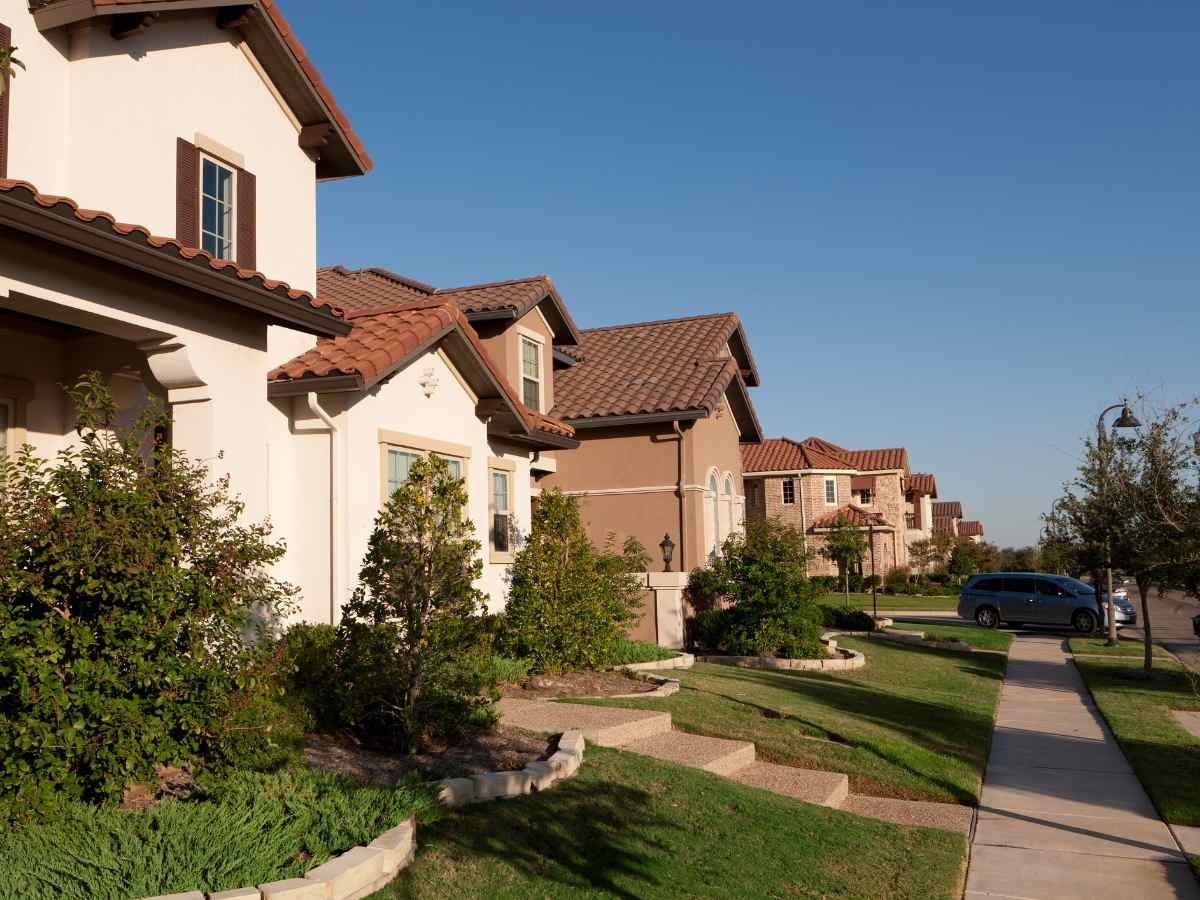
[139,731,589,900]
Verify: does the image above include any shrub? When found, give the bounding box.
[863,575,881,590]
[690,607,730,652]
[606,638,678,666]
[884,567,912,595]
[811,575,838,592]
[279,623,342,732]
[821,607,875,631]
[0,374,297,809]
[0,768,438,900]
[478,655,532,685]
[502,490,646,672]
[847,573,865,593]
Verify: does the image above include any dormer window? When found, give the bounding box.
[521,336,542,412]
[201,156,235,260]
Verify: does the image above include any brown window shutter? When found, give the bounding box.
[175,138,199,247]
[0,24,11,180]
[235,167,256,270]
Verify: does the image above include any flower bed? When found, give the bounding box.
[698,641,865,672]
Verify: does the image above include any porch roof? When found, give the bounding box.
[0,179,349,337]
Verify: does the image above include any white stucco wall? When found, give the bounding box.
[3,4,317,294]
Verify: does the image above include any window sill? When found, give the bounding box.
[489,550,516,565]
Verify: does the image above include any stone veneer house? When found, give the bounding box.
[932,500,964,537]
[742,437,912,578]
[903,472,939,551]
[958,520,985,543]
[540,312,763,574]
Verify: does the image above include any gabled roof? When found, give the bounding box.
[741,438,856,473]
[800,438,908,473]
[933,501,963,519]
[29,0,370,179]
[0,179,347,335]
[550,312,762,441]
[317,267,581,345]
[907,473,938,497]
[268,300,576,448]
[958,520,984,537]
[813,505,892,529]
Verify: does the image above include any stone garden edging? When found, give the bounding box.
[140,731,589,900]
[698,644,866,673]
[619,652,695,672]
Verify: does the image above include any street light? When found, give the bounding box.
[1097,400,1141,646]
[868,521,878,629]
[659,534,675,573]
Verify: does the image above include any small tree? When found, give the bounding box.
[339,454,486,750]
[502,490,645,672]
[948,540,975,578]
[909,537,940,575]
[820,515,868,605]
[0,47,24,96]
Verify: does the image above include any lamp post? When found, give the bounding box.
[868,521,878,628]
[659,534,675,573]
[1097,401,1141,646]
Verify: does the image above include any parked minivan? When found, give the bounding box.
[957,573,1138,632]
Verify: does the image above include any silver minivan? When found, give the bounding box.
[957,573,1137,632]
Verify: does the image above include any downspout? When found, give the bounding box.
[673,420,686,572]
[306,393,342,625]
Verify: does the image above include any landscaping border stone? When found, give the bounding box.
[608,671,681,699]
[698,645,866,672]
[137,731,589,900]
[620,652,695,672]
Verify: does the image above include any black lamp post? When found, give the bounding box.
[1097,401,1141,645]
[659,534,675,573]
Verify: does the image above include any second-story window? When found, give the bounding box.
[782,478,795,505]
[521,337,541,411]
[858,488,873,505]
[201,156,235,260]
[824,477,837,505]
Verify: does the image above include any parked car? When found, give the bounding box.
[957,573,1138,632]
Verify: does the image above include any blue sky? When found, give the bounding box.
[292,0,1200,547]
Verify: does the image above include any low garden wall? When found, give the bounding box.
[699,643,866,673]
[141,731,590,900]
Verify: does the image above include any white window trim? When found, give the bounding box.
[781,478,796,505]
[199,153,236,261]
[488,456,517,564]
[517,327,545,413]
[824,477,838,506]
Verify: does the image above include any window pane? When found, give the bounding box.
[202,232,217,256]
[494,513,510,553]
[202,199,216,234]
[522,378,539,412]
[492,471,509,513]
[522,339,539,379]
[437,455,462,480]
[723,476,733,496]
[217,166,233,205]
[825,480,836,503]
[202,159,216,197]
[387,449,418,495]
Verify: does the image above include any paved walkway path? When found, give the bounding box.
[967,633,1199,899]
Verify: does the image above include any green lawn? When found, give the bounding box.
[889,622,1014,653]
[818,592,960,611]
[380,746,966,899]
[589,637,1004,804]
[1074,656,1200,824]
[1069,636,1171,659]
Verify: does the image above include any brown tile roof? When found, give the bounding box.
[30,0,371,177]
[958,520,984,537]
[800,438,907,472]
[932,517,957,534]
[551,312,753,421]
[933,501,963,519]
[741,438,855,473]
[317,267,581,343]
[813,505,891,529]
[0,179,345,332]
[268,301,573,440]
[907,473,938,497]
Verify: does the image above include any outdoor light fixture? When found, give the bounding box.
[1113,404,1141,430]
[659,534,675,572]
[1095,400,1142,646]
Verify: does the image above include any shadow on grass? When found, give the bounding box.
[393,779,678,899]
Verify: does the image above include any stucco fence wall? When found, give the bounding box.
[140,731,590,900]
[624,571,690,649]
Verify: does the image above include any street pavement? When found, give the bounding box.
[966,633,1198,899]
[1119,583,1200,670]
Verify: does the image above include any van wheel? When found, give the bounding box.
[1073,609,1097,634]
[975,606,999,629]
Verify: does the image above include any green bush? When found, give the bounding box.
[885,567,912,594]
[606,638,678,666]
[0,374,297,810]
[820,607,875,631]
[847,573,865,592]
[863,575,881,590]
[478,654,532,685]
[279,623,342,732]
[0,768,438,900]
[811,575,838,592]
[690,607,730,652]
[502,490,646,672]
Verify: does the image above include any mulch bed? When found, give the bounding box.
[498,669,656,700]
[304,727,549,785]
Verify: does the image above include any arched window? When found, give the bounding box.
[719,473,734,544]
[704,470,719,559]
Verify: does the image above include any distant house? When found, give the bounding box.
[904,472,939,551]
[932,500,964,537]
[742,437,911,578]
[958,520,985,544]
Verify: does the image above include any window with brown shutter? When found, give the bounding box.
[0,24,11,180]
[176,137,256,268]
[235,166,255,270]
[176,138,200,247]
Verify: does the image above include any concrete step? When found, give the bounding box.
[841,794,974,834]
[622,730,757,777]
[729,761,849,808]
[496,698,672,747]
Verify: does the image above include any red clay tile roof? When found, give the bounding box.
[842,447,908,472]
[907,473,938,497]
[30,0,371,177]
[741,438,856,473]
[932,517,957,534]
[317,267,581,343]
[933,501,963,519]
[268,300,573,439]
[958,520,984,537]
[551,313,752,421]
[813,505,891,529]
[0,178,344,330]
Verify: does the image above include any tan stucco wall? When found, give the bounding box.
[475,306,555,414]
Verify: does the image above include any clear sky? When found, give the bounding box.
[290,0,1200,548]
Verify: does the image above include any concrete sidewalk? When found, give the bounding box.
[967,633,1198,899]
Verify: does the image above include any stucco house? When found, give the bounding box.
[742,437,912,579]
[903,472,938,550]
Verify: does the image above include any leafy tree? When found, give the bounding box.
[948,540,975,577]
[0,46,24,96]
[338,453,488,751]
[0,373,297,809]
[908,537,940,574]
[820,515,868,606]
[502,490,646,672]
[966,540,1001,573]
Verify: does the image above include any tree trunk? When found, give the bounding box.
[1138,576,1154,673]
[842,563,849,609]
